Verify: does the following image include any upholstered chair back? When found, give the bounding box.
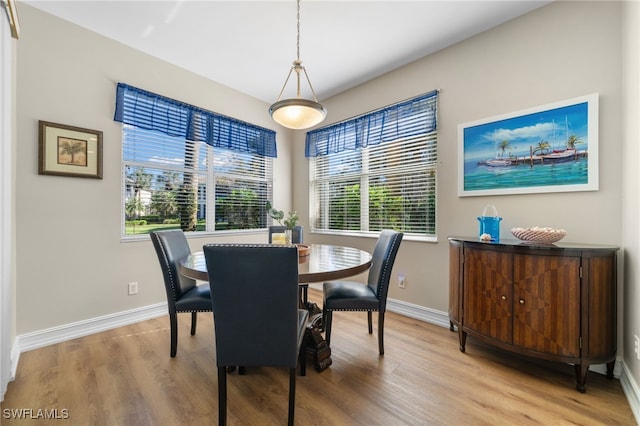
[203,244,303,368]
[366,230,404,310]
[150,229,196,306]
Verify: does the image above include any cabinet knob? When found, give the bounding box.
[519,299,525,304]
[501,295,507,300]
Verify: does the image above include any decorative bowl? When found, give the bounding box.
[296,243,311,257]
[511,227,567,244]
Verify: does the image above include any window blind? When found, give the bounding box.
[309,91,438,237]
[305,90,437,157]
[115,82,277,158]
[122,125,272,236]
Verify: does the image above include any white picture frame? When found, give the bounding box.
[458,93,599,197]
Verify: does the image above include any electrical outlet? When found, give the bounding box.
[398,276,406,289]
[635,335,640,360]
[128,281,139,295]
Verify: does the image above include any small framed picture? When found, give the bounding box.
[38,121,103,179]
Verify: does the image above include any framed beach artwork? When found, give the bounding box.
[458,93,599,197]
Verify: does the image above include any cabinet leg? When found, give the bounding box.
[449,320,455,332]
[458,329,467,353]
[606,360,615,379]
[574,364,589,393]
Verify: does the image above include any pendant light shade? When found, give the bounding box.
[269,98,326,130]
[269,0,326,130]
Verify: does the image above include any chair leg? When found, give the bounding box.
[378,311,385,355]
[319,305,326,332]
[298,285,309,309]
[324,310,333,346]
[299,345,306,376]
[367,311,373,334]
[169,313,178,357]
[288,367,296,426]
[191,312,197,336]
[218,366,227,426]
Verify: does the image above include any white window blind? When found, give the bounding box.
[122,125,272,236]
[310,93,438,237]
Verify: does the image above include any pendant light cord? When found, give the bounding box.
[295,0,301,97]
[273,0,322,103]
[296,0,301,62]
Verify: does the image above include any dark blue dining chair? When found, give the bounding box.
[150,230,212,357]
[322,230,403,355]
[203,243,308,426]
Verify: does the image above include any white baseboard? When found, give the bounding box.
[9,340,19,381]
[620,361,640,424]
[589,357,624,379]
[10,295,640,424]
[387,297,451,328]
[309,284,451,328]
[16,302,167,353]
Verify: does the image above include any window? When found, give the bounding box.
[122,126,273,236]
[307,91,437,238]
[116,83,275,237]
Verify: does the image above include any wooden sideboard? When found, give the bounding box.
[448,237,618,392]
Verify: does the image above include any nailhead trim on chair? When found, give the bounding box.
[325,232,402,313]
[176,308,212,313]
[153,232,212,314]
[151,232,179,304]
[327,308,381,312]
[376,232,402,297]
[204,243,296,248]
[198,244,294,313]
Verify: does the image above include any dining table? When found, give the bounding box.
[179,243,372,284]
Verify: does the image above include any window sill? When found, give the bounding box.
[120,228,266,243]
[310,229,437,243]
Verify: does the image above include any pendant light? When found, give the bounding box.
[269,0,326,130]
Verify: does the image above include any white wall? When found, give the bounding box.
[14,5,293,334]
[622,0,640,399]
[13,0,638,400]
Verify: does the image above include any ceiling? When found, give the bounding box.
[24,0,552,104]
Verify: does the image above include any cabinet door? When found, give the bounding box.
[583,254,616,359]
[449,242,462,324]
[463,247,512,343]
[513,253,580,357]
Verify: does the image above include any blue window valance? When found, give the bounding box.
[305,90,438,157]
[114,83,277,158]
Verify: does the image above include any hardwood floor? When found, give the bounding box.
[2,289,636,425]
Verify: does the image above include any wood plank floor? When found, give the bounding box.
[2,289,636,425]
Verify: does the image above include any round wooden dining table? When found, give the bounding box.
[179,243,372,283]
